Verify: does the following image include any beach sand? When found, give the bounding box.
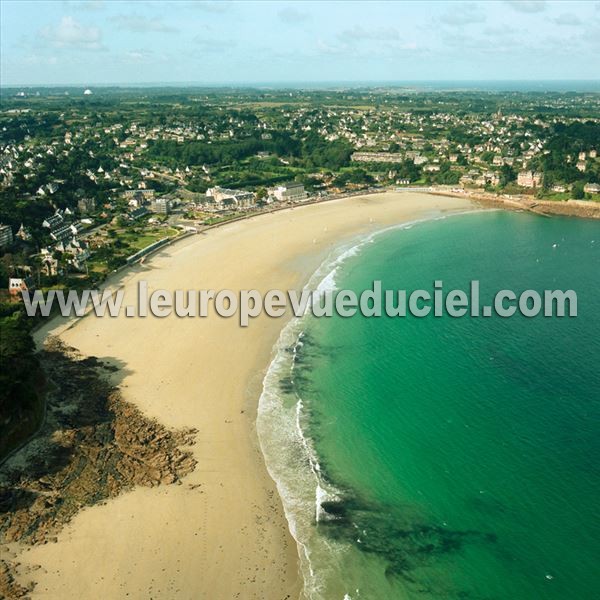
[13,192,473,599]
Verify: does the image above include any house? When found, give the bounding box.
[16,223,31,241]
[40,250,58,276]
[123,189,155,200]
[50,222,80,242]
[351,152,404,164]
[576,161,586,172]
[583,183,600,194]
[8,276,35,297]
[517,171,543,188]
[269,182,307,203]
[151,198,171,215]
[206,187,255,209]
[78,197,96,214]
[0,223,13,248]
[65,238,91,271]
[129,206,150,220]
[43,210,65,230]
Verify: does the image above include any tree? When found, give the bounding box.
[572,182,585,199]
[255,187,267,203]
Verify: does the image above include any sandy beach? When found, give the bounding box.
[10,192,473,599]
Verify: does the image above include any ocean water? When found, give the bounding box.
[257,211,600,600]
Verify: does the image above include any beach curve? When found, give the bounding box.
[12,191,474,599]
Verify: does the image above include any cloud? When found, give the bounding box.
[440,3,486,25]
[316,39,347,56]
[111,14,178,33]
[24,54,59,66]
[39,16,105,51]
[186,1,231,13]
[504,1,547,14]
[63,0,105,10]
[484,25,518,37]
[337,25,401,43]
[120,49,170,64]
[317,28,417,58]
[552,13,582,26]
[193,35,236,52]
[278,6,310,23]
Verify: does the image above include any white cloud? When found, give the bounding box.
[63,1,105,10]
[120,49,170,64]
[278,7,310,24]
[504,1,547,14]
[39,16,105,51]
[111,14,178,33]
[337,25,401,43]
[185,1,231,13]
[193,35,236,52]
[440,3,486,25]
[24,54,59,65]
[552,13,582,26]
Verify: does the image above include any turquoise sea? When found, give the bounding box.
[257,211,600,600]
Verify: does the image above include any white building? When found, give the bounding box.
[206,187,255,210]
[269,182,307,203]
[151,198,172,215]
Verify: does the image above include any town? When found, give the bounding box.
[1,86,599,297]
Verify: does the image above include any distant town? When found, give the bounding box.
[0,86,599,297]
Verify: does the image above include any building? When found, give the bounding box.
[43,210,65,230]
[78,197,96,214]
[123,189,155,201]
[517,171,543,188]
[50,222,80,242]
[206,187,255,209]
[0,223,13,249]
[8,276,35,297]
[65,238,91,271]
[583,183,600,194]
[351,152,404,164]
[16,223,31,241]
[576,161,586,172]
[129,206,150,220]
[269,182,307,203]
[151,198,172,215]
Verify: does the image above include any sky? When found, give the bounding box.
[1,0,599,86]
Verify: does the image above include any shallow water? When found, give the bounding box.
[259,211,600,599]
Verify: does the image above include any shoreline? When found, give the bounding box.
[6,192,474,599]
[429,188,600,219]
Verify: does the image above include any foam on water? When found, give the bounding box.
[257,209,485,598]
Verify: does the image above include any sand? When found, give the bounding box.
[12,192,473,599]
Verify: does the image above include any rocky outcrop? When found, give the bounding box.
[0,337,197,597]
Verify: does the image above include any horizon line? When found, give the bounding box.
[2,78,600,90]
